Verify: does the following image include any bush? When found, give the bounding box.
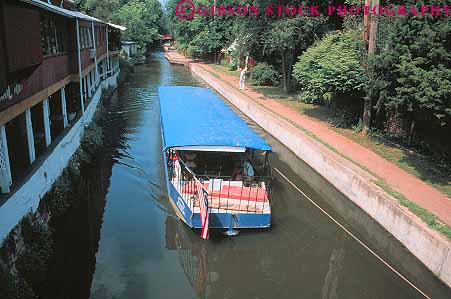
[298,90,330,104]
[328,109,360,128]
[78,123,103,163]
[0,269,36,299]
[227,62,238,71]
[251,63,280,86]
[220,59,237,71]
[292,30,366,103]
[16,217,53,291]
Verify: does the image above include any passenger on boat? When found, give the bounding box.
[183,152,197,169]
[243,160,255,186]
[231,162,242,181]
[169,150,181,179]
[231,160,255,184]
[174,159,182,179]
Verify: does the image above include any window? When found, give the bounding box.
[96,26,105,47]
[87,28,93,48]
[54,18,67,53]
[83,28,87,48]
[40,13,67,56]
[80,28,86,48]
[79,27,93,49]
[96,27,99,47]
[40,13,55,55]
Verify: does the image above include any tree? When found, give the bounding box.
[115,0,163,47]
[263,16,327,92]
[293,30,366,103]
[165,0,234,60]
[77,0,124,21]
[371,1,451,141]
[75,0,163,48]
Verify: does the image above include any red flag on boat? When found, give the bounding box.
[196,180,209,239]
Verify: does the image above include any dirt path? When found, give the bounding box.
[165,51,451,227]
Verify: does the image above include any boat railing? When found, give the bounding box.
[168,154,271,214]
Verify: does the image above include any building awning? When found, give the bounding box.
[159,86,272,152]
[19,0,104,23]
[108,22,127,31]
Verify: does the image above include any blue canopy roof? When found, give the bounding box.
[159,86,272,151]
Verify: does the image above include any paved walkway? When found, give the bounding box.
[164,50,191,66]
[165,51,451,227]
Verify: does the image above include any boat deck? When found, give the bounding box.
[172,180,271,214]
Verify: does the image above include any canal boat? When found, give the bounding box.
[159,86,272,237]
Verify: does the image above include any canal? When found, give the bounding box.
[42,53,451,299]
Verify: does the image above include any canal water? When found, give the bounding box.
[43,53,451,299]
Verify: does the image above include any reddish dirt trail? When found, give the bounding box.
[165,51,451,227]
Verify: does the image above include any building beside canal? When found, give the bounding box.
[0,0,125,240]
[121,41,138,58]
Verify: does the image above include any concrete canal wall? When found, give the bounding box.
[0,71,120,242]
[189,63,451,287]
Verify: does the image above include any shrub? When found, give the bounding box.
[251,63,280,86]
[187,45,202,57]
[227,62,238,71]
[16,217,53,291]
[220,59,237,71]
[0,269,36,299]
[292,30,366,103]
[78,122,103,163]
[298,90,331,104]
[373,14,451,127]
[328,109,360,128]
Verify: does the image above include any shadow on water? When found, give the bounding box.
[39,74,133,299]
[38,53,451,299]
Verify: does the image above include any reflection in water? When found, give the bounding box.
[166,217,208,299]
[38,53,450,299]
[40,67,134,299]
[322,247,346,299]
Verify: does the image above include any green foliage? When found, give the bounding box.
[227,22,254,66]
[0,269,37,299]
[373,13,451,126]
[45,180,73,218]
[78,122,103,163]
[75,0,163,47]
[251,63,279,86]
[228,63,238,71]
[263,16,328,91]
[115,0,163,46]
[220,59,237,71]
[328,109,360,128]
[77,0,123,21]
[293,30,366,103]
[165,0,234,58]
[16,217,53,291]
[263,17,322,55]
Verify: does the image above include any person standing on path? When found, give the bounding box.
[239,66,247,90]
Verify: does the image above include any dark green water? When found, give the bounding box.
[44,53,451,299]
